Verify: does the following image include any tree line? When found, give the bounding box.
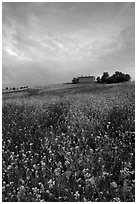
[97,71,131,84]
[5,86,29,90]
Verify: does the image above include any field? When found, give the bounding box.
[2,82,135,202]
[2,89,29,100]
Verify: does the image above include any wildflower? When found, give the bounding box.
[89,177,95,186]
[110,181,118,189]
[113,197,121,202]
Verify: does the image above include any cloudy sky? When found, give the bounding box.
[2,2,135,87]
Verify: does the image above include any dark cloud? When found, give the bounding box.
[2,2,135,88]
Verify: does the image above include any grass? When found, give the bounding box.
[2,82,135,202]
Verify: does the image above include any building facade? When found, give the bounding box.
[78,76,95,83]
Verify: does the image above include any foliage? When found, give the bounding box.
[72,77,79,84]
[2,82,135,202]
[99,71,131,84]
[96,76,101,83]
[101,72,109,83]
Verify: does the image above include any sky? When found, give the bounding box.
[2,2,135,88]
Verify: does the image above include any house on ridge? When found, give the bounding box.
[72,75,95,84]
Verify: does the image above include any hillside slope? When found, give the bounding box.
[2,82,135,202]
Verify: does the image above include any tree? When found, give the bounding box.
[96,76,101,83]
[101,72,109,83]
[100,71,131,84]
[72,77,79,84]
[6,87,8,90]
[125,74,131,82]
[110,71,131,83]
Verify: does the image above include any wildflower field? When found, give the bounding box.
[2,82,135,202]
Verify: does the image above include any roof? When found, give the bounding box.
[78,75,95,79]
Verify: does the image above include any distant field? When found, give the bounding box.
[2,82,134,99]
[2,88,29,99]
[2,82,135,202]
